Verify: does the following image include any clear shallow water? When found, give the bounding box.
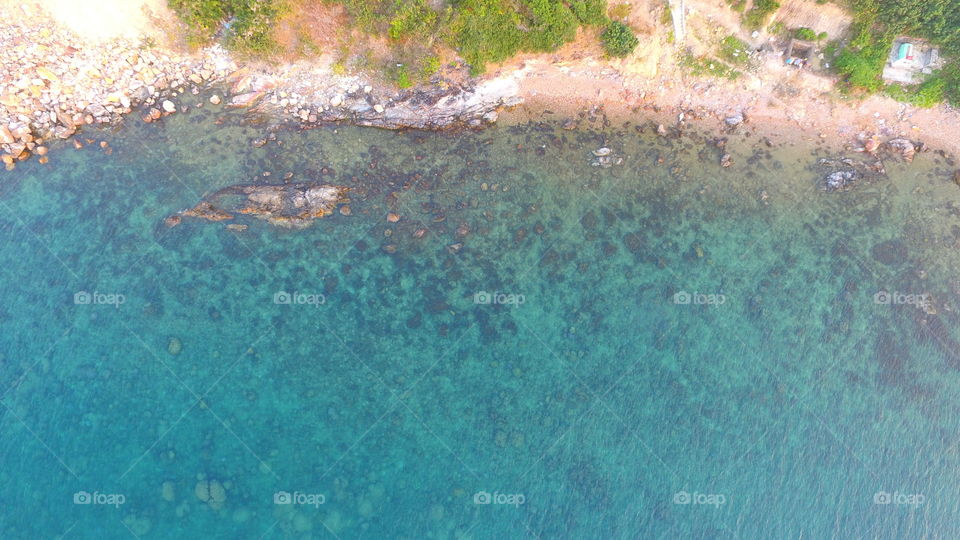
[2,102,960,538]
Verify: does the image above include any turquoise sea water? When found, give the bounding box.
[2,99,960,538]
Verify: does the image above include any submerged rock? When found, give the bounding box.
[824,170,859,192]
[724,113,744,127]
[174,182,349,228]
[817,157,886,192]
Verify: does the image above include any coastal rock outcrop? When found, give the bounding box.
[173,182,349,229]
[817,157,886,192]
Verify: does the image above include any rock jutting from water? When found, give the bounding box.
[817,157,886,192]
[172,182,349,229]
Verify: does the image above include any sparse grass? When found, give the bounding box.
[743,0,779,30]
[170,0,620,77]
[680,53,742,80]
[726,0,746,13]
[719,35,750,66]
[610,2,632,21]
[168,0,288,54]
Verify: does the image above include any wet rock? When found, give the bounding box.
[177,183,349,229]
[162,481,176,502]
[209,95,221,105]
[593,147,612,157]
[194,479,227,509]
[656,124,668,137]
[562,119,577,130]
[387,213,400,223]
[725,113,744,127]
[720,154,733,168]
[167,337,182,355]
[161,100,176,113]
[339,205,351,216]
[823,170,859,192]
[953,170,960,187]
[225,224,248,232]
[818,157,884,192]
[885,138,916,162]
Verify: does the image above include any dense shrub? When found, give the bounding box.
[837,0,960,105]
[448,0,608,74]
[601,20,638,57]
[794,27,816,41]
[570,0,608,25]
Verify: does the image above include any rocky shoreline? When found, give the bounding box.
[0,14,521,171]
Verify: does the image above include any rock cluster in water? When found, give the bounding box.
[172,182,349,229]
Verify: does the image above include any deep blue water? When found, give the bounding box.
[2,102,960,538]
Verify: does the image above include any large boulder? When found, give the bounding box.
[175,182,349,228]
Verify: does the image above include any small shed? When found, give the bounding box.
[784,39,814,68]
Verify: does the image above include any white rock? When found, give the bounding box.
[374,104,385,113]
[330,95,343,107]
[209,95,221,105]
[161,100,176,113]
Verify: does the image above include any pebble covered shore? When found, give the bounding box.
[0,14,519,170]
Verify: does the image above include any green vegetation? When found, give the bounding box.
[719,35,750,66]
[609,2,632,20]
[601,21,639,57]
[331,0,615,74]
[834,0,960,105]
[680,53,742,80]
[168,0,288,53]
[794,27,817,41]
[726,0,746,13]
[884,76,946,107]
[386,0,439,40]
[170,0,627,76]
[743,0,779,30]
